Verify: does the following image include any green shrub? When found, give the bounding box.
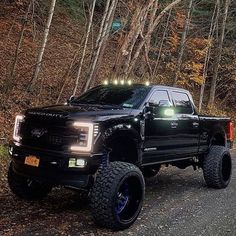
[0,146,9,185]
[57,0,86,21]
[0,145,8,159]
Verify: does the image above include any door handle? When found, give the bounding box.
[171,122,178,129]
[181,114,189,119]
[193,122,199,128]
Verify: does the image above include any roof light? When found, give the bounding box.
[113,80,118,85]
[145,81,150,86]
[120,80,125,85]
[103,80,109,85]
[127,80,132,85]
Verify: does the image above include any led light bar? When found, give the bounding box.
[102,80,150,86]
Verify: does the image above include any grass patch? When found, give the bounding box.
[0,145,8,159]
[0,145,9,184]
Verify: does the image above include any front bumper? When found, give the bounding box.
[9,142,103,189]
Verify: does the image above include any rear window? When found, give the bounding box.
[172,91,193,114]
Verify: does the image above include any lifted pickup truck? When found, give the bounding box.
[8,83,234,230]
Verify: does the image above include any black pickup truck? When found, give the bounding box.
[8,83,234,230]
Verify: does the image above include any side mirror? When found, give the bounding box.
[144,101,175,119]
[143,102,155,119]
[67,95,76,104]
[162,108,175,117]
[158,100,175,117]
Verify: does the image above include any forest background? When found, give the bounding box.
[0,0,236,144]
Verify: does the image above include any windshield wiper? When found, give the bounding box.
[70,100,96,105]
[71,100,123,108]
[96,103,123,108]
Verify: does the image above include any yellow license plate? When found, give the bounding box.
[24,155,40,167]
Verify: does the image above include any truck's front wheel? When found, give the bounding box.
[203,145,232,189]
[8,162,52,200]
[90,162,145,230]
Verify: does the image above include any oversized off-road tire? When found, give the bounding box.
[203,145,232,189]
[90,162,145,230]
[8,162,52,200]
[142,165,161,179]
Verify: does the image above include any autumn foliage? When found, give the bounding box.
[0,0,236,142]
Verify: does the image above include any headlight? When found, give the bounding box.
[70,122,94,152]
[13,115,24,142]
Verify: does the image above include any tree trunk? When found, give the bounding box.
[5,1,32,93]
[198,1,219,112]
[72,0,97,96]
[153,0,182,28]
[123,0,155,77]
[29,0,57,91]
[173,0,193,86]
[125,0,183,77]
[56,51,78,103]
[153,9,172,77]
[89,0,118,88]
[143,0,160,77]
[208,0,231,109]
[83,0,118,92]
[114,3,144,76]
[94,0,111,50]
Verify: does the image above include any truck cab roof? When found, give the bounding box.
[100,83,190,93]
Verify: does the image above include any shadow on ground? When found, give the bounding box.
[0,165,207,236]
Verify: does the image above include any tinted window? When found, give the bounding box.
[73,85,151,109]
[172,92,193,114]
[149,90,170,105]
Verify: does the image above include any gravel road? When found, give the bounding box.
[0,151,235,236]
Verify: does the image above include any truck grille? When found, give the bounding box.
[49,135,63,146]
[20,116,76,151]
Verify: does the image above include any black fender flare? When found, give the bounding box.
[209,125,227,147]
[101,124,142,165]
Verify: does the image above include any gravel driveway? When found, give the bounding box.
[0,151,235,236]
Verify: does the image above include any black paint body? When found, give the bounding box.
[10,85,232,189]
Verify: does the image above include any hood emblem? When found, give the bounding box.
[31,128,48,138]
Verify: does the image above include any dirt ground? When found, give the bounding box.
[0,151,235,236]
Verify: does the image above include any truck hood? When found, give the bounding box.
[25,104,136,122]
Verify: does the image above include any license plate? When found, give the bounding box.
[24,155,40,167]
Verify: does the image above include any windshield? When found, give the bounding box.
[73,85,151,109]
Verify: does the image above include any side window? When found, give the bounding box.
[149,90,170,105]
[172,92,193,114]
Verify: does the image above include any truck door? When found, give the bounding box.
[143,90,178,164]
[171,91,199,155]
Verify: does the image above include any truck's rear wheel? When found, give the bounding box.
[8,162,52,200]
[90,162,145,230]
[203,145,232,189]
